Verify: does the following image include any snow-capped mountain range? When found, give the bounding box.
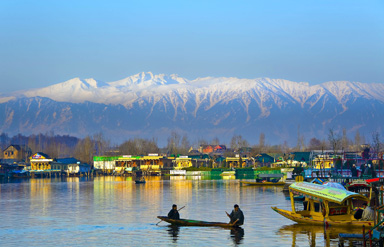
[1,72,383,145]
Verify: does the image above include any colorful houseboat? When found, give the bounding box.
[272,182,373,227]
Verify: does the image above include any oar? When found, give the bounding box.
[156,206,185,225]
[226,211,239,225]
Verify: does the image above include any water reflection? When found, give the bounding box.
[230,227,244,245]
[162,224,244,245]
[0,177,358,246]
[167,225,180,243]
[277,223,361,247]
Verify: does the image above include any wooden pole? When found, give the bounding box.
[369,230,372,247]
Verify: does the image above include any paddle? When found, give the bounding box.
[226,211,239,225]
[156,206,185,225]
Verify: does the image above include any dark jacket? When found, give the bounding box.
[351,166,358,177]
[168,209,180,220]
[229,209,244,225]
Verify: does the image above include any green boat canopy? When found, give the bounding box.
[289,182,368,204]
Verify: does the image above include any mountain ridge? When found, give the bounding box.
[0,72,383,145]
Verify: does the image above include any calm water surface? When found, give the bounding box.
[0,176,361,246]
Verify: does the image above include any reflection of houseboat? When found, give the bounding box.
[277,223,359,247]
[272,182,372,227]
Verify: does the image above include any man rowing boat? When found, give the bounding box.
[168,204,180,220]
[226,204,244,226]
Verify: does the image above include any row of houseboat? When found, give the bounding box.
[1,144,383,179]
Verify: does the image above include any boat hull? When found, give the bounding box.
[271,207,373,228]
[157,216,239,227]
[241,181,285,186]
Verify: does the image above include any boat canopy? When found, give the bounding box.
[289,182,368,204]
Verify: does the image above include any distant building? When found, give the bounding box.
[175,156,193,170]
[188,149,201,155]
[255,153,275,167]
[291,152,311,166]
[213,145,227,153]
[52,157,91,175]
[225,157,253,168]
[30,152,53,171]
[201,145,214,154]
[2,145,32,163]
[199,145,227,154]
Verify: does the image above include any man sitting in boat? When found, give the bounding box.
[168,204,180,220]
[354,207,364,220]
[226,204,244,225]
[361,203,374,221]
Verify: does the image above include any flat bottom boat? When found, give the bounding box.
[135,180,146,184]
[157,216,240,227]
[272,207,373,228]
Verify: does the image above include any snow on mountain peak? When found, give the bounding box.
[2,73,384,109]
[109,72,188,88]
[84,78,108,88]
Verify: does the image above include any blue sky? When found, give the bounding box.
[0,0,383,92]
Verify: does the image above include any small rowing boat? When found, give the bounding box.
[157,216,239,227]
[241,173,285,186]
[241,181,285,186]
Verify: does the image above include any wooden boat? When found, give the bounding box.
[135,178,146,184]
[241,173,285,186]
[157,216,239,227]
[241,181,285,186]
[272,182,373,228]
[346,179,380,208]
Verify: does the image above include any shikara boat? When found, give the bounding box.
[241,173,285,186]
[346,179,380,208]
[241,181,285,186]
[272,182,373,228]
[157,216,239,227]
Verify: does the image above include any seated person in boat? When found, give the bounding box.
[226,204,244,225]
[354,208,364,220]
[361,203,374,221]
[168,204,180,220]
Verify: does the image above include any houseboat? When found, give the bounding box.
[272,182,373,227]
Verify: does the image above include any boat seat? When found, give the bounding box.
[329,206,348,215]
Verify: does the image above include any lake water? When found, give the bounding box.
[0,176,362,246]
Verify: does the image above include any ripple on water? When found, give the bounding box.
[0,177,356,246]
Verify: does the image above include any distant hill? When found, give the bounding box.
[1,72,383,145]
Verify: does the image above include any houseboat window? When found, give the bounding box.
[295,200,305,211]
